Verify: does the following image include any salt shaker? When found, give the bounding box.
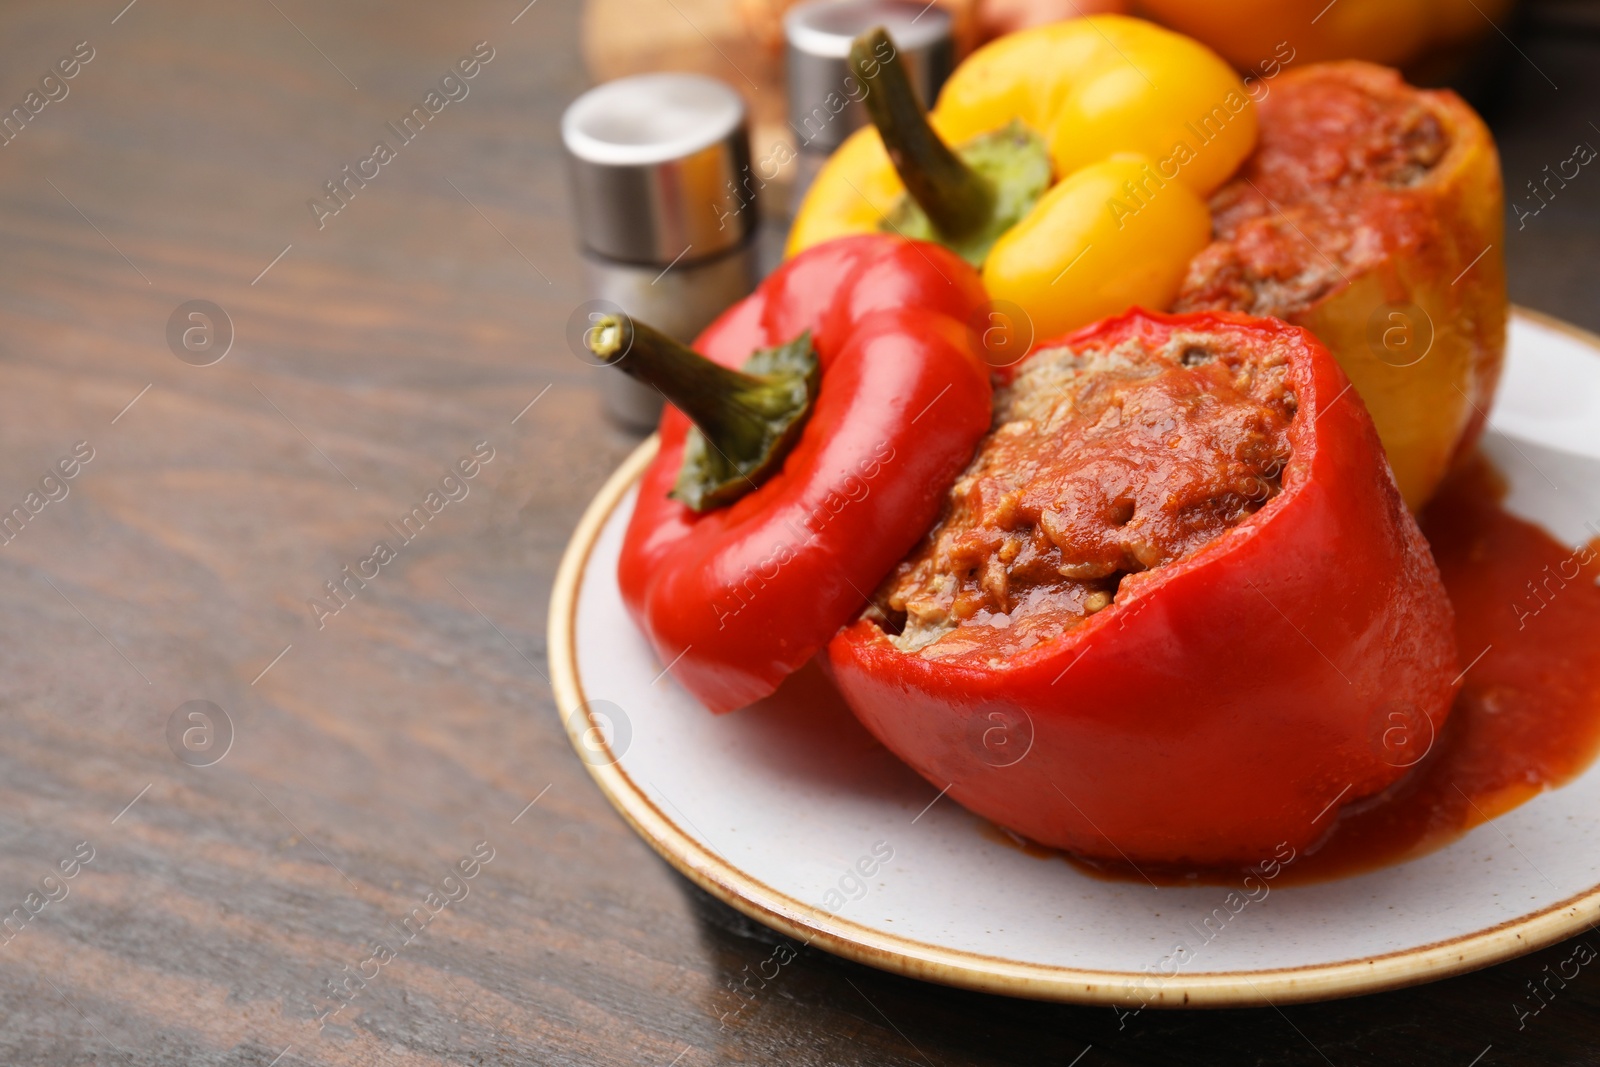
[562,73,758,431]
[784,0,954,210]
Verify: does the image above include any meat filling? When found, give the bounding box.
[1174,68,1451,318]
[872,332,1296,662]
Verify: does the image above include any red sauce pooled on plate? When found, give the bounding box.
[993,455,1600,885]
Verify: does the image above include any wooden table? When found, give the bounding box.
[0,1,1596,1064]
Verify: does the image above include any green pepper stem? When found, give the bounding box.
[851,26,995,241]
[586,314,797,461]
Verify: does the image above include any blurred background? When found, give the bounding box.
[0,0,1596,1064]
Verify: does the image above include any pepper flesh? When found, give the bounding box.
[826,308,1459,868]
[618,234,994,713]
[1174,62,1506,509]
[787,16,1254,341]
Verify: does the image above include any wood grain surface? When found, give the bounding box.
[0,1,1597,1064]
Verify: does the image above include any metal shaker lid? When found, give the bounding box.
[562,73,754,265]
[785,0,954,154]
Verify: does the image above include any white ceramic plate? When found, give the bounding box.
[548,309,1600,1007]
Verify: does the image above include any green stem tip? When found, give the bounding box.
[851,26,1053,267]
[851,26,994,241]
[585,314,820,512]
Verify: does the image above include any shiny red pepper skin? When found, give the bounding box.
[826,309,1460,867]
[619,235,993,713]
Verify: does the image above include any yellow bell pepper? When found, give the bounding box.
[787,16,1257,341]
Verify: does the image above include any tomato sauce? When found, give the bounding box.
[990,454,1600,885]
[1175,65,1451,318]
[873,329,1296,663]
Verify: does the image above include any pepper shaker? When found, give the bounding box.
[562,73,759,431]
[784,0,955,211]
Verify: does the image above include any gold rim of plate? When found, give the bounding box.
[546,307,1600,1008]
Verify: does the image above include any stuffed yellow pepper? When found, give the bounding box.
[1173,62,1505,508]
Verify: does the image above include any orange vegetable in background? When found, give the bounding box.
[1133,0,1515,76]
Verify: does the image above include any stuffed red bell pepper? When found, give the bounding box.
[826,308,1459,867]
[598,234,993,713]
